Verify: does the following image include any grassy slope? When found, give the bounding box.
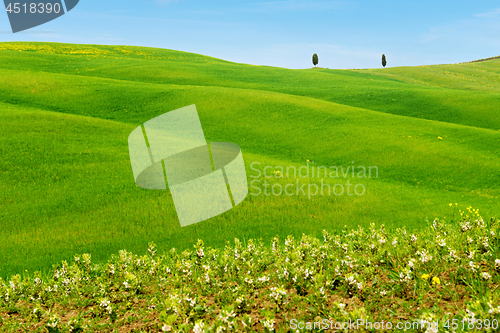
[1,42,499,130]
[0,42,499,278]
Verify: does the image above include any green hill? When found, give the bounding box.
[0,42,499,278]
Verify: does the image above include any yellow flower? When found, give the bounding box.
[437,136,443,140]
[432,277,440,285]
[421,274,430,281]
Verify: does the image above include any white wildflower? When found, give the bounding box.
[448,250,459,261]
[100,299,110,308]
[417,250,432,263]
[469,261,477,272]
[464,309,476,324]
[258,276,270,283]
[186,297,196,307]
[218,309,236,323]
[46,315,59,329]
[346,275,356,285]
[399,271,412,283]
[488,302,500,314]
[262,319,275,331]
[467,250,475,259]
[193,321,206,333]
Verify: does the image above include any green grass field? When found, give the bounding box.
[0,42,499,279]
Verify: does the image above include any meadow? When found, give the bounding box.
[0,42,499,282]
[1,206,499,331]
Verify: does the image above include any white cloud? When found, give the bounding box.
[246,0,351,12]
[209,43,384,69]
[474,8,500,18]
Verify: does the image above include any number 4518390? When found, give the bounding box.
[444,318,499,330]
[6,3,62,14]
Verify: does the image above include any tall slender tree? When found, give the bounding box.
[382,54,387,68]
[312,53,319,67]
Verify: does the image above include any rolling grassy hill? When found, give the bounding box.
[0,42,499,278]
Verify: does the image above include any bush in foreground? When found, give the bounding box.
[0,206,499,332]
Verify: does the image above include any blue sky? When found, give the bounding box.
[1,0,500,69]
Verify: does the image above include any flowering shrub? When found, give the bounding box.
[0,208,499,332]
